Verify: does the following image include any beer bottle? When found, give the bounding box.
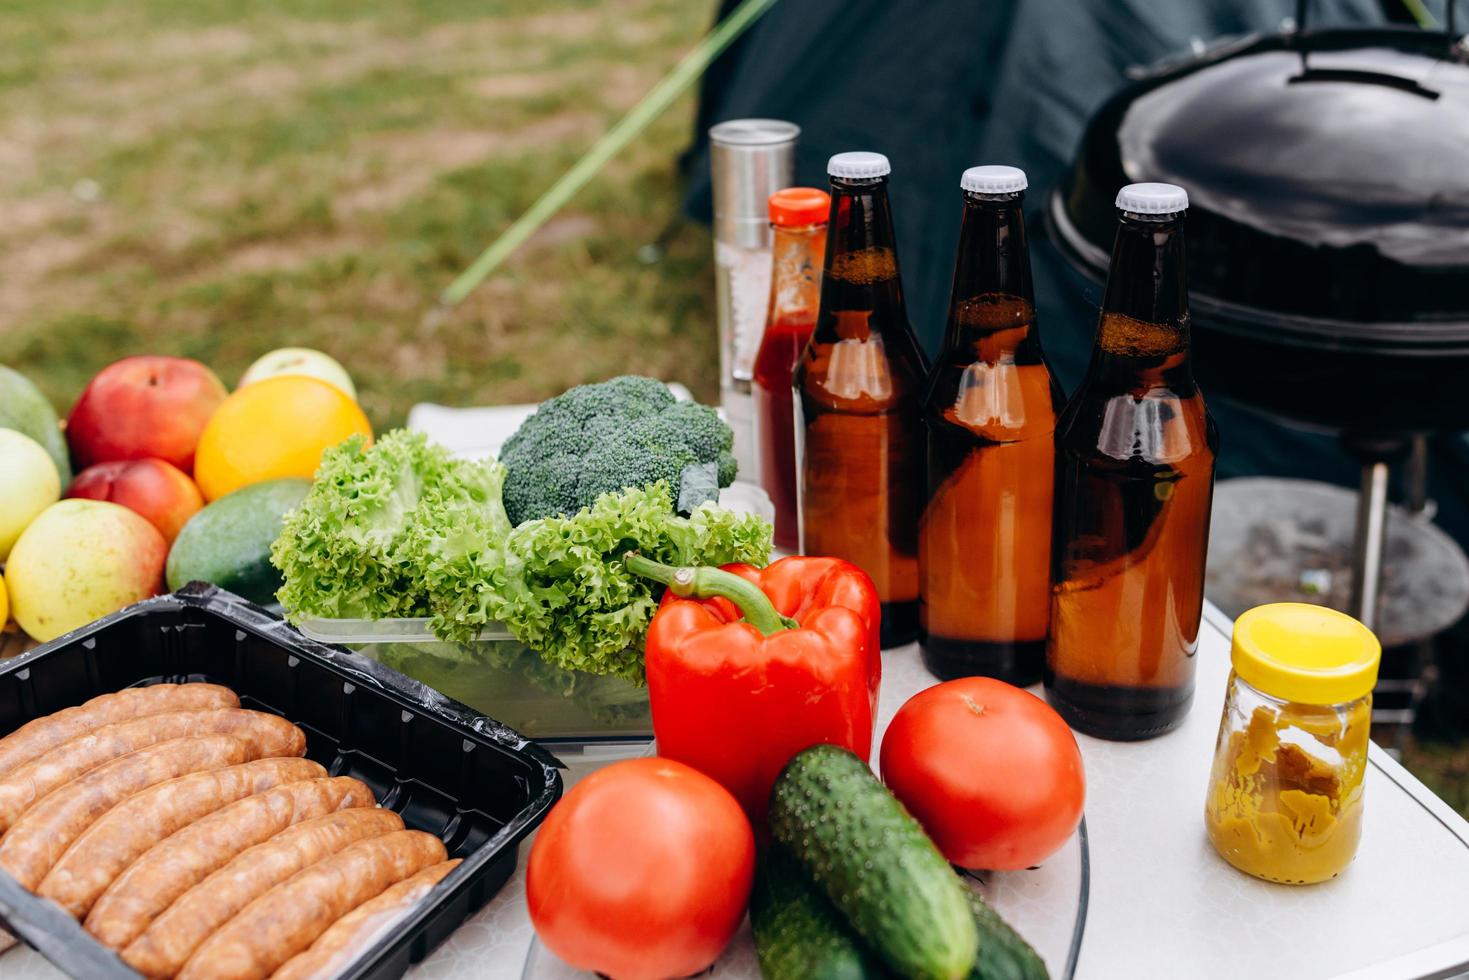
[920,166,1064,685]
[753,187,830,552]
[1046,183,1217,740]
[796,152,927,646]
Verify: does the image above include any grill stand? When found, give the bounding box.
[1343,434,1414,630]
[1344,434,1443,749]
[1350,459,1391,631]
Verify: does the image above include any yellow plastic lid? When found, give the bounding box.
[1231,603,1381,705]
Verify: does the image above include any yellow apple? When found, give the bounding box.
[6,499,166,642]
[0,428,61,560]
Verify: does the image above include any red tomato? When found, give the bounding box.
[526,757,755,980]
[880,677,1085,871]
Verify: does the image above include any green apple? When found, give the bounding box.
[0,429,62,560]
[239,347,357,400]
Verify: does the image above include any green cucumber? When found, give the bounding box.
[966,888,1049,980]
[769,744,978,980]
[751,848,892,980]
[166,479,310,603]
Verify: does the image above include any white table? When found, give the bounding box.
[398,398,1469,980]
[14,398,1469,980]
[13,602,1467,980]
[397,601,1469,980]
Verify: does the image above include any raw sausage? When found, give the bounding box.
[87,776,375,951]
[122,807,404,978]
[0,708,305,832]
[178,830,448,980]
[0,708,303,832]
[0,684,238,779]
[0,733,249,890]
[268,859,460,980]
[38,757,326,918]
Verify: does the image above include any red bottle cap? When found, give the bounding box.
[768,188,830,227]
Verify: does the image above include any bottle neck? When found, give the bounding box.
[766,221,826,326]
[815,176,910,342]
[1089,212,1193,385]
[942,191,1037,360]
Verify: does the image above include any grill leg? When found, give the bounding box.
[1349,460,1390,631]
[1405,434,1430,516]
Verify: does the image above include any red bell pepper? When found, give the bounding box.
[627,554,881,830]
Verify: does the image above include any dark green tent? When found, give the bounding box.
[680,0,1444,503]
[684,0,1389,359]
[682,0,1469,733]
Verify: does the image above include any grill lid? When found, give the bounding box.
[1051,25,1469,352]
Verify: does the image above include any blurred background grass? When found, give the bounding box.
[0,0,720,427]
[4,0,1466,814]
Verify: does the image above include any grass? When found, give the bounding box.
[5,0,1469,818]
[1399,737,1469,816]
[0,0,721,427]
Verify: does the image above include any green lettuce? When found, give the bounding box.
[272,430,509,621]
[273,431,771,682]
[430,482,771,682]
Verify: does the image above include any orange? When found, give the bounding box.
[194,375,372,501]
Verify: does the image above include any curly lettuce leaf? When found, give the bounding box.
[429,482,771,682]
[272,429,509,622]
[406,453,511,627]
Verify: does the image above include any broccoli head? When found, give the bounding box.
[499,375,738,524]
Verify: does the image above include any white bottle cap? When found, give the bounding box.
[961,165,1027,194]
[1115,182,1189,215]
[827,151,891,179]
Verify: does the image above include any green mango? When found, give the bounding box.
[166,479,311,604]
[0,365,70,484]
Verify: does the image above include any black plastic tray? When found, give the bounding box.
[0,584,563,980]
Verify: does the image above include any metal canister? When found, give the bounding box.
[709,119,799,483]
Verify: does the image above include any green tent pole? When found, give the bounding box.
[437,0,780,308]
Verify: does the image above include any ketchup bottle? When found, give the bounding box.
[753,188,829,551]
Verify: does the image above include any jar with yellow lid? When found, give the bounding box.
[1204,602,1381,885]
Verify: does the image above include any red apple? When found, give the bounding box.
[67,356,228,474]
[66,459,204,545]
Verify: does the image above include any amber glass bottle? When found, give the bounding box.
[753,188,829,552]
[1046,183,1218,740]
[796,152,928,647]
[919,166,1063,685]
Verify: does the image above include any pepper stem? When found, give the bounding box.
[625,553,797,636]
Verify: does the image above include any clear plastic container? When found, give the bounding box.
[294,617,652,747]
[286,485,772,750]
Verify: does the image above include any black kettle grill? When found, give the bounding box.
[1048,1,1469,635]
